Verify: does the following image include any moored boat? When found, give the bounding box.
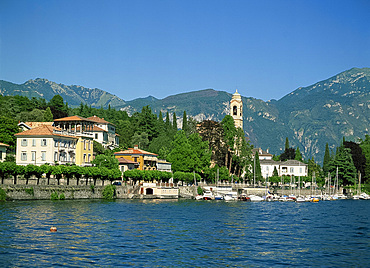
[249,195,264,202]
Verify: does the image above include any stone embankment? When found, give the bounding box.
[0,175,198,200]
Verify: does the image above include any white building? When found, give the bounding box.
[157,160,172,172]
[15,125,78,166]
[88,116,119,149]
[252,148,273,160]
[260,159,308,178]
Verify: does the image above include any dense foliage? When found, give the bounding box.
[0,163,122,185]
[1,93,369,191]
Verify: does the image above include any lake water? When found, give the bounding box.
[0,199,369,267]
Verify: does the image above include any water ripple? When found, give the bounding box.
[0,199,369,267]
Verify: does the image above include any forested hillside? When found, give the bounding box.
[1,68,369,163]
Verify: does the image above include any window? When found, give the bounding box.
[233,106,237,115]
[41,151,46,161]
[95,133,98,139]
[54,140,58,147]
[83,154,86,163]
[84,140,86,150]
[54,152,58,161]
[41,139,47,146]
[88,141,91,150]
[31,151,36,161]
[21,139,27,146]
[21,152,27,161]
[0,152,2,160]
[88,154,91,162]
[300,167,303,174]
[32,139,36,146]
[290,167,294,173]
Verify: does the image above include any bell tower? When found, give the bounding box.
[230,89,243,129]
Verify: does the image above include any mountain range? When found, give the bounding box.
[1,67,369,163]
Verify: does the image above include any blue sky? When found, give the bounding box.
[1,0,369,101]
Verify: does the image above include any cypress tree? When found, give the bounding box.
[165,111,171,131]
[295,146,303,161]
[182,111,188,133]
[323,143,331,174]
[254,151,262,182]
[172,112,177,131]
[285,137,290,150]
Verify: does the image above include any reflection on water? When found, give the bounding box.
[0,199,369,267]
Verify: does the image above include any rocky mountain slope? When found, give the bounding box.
[1,68,369,162]
[118,68,370,162]
[0,78,126,108]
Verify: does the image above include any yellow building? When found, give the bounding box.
[53,116,95,166]
[114,145,158,170]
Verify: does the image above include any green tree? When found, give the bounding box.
[16,108,45,122]
[221,115,237,172]
[44,107,54,122]
[285,137,290,150]
[253,151,262,182]
[344,141,366,180]
[167,131,210,174]
[329,146,357,186]
[172,112,177,132]
[197,120,226,167]
[360,135,370,183]
[295,147,303,161]
[131,132,149,150]
[136,106,158,142]
[167,131,194,173]
[157,111,165,134]
[165,111,171,131]
[48,94,68,119]
[148,133,173,157]
[93,140,105,156]
[323,143,331,174]
[232,128,252,178]
[182,111,188,133]
[91,154,119,170]
[307,157,323,186]
[0,116,19,150]
[188,132,211,175]
[280,147,296,161]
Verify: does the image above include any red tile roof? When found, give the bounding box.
[24,122,53,128]
[0,142,9,147]
[87,115,112,125]
[114,148,158,156]
[117,158,138,165]
[15,125,77,139]
[54,115,95,122]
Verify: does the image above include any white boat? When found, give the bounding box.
[214,194,224,200]
[296,196,305,203]
[249,195,264,202]
[279,195,289,202]
[224,192,238,201]
[336,193,347,199]
[202,190,214,200]
[359,193,370,200]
